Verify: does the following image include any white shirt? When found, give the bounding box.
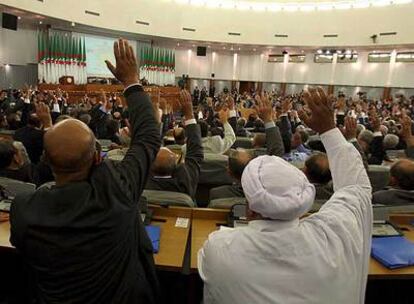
[201,121,236,155]
[198,128,372,304]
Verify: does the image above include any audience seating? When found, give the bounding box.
[373,204,414,221]
[232,137,253,149]
[367,165,390,193]
[196,154,235,205]
[208,197,247,209]
[142,190,195,207]
[0,177,35,197]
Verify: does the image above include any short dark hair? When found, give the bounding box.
[0,141,16,169]
[173,128,186,145]
[229,150,253,180]
[198,120,209,138]
[390,160,414,191]
[210,127,224,138]
[305,152,332,184]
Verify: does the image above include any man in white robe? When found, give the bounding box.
[198,87,372,304]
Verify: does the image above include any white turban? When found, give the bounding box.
[241,155,316,220]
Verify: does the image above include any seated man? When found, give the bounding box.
[11,39,161,303]
[199,87,372,304]
[193,107,236,155]
[209,94,285,201]
[303,152,333,201]
[146,90,203,199]
[372,159,414,205]
[235,117,251,137]
[0,140,33,183]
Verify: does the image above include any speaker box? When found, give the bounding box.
[197,46,207,57]
[2,13,17,31]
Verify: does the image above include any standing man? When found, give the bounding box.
[198,87,372,304]
[10,39,161,303]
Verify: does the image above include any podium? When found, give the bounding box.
[59,76,75,85]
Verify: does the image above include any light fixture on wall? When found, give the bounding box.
[71,22,76,27]
[39,21,43,24]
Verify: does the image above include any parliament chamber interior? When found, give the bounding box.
[1,0,414,303]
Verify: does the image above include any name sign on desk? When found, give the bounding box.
[175,217,189,228]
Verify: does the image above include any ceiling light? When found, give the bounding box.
[300,4,315,11]
[267,4,282,11]
[237,2,251,10]
[251,3,266,11]
[17,16,21,20]
[205,0,221,8]
[317,49,323,54]
[221,1,236,9]
[353,1,370,8]
[393,0,412,3]
[326,50,331,54]
[334,2,352,9]
[71,22,76,27]
[190,0,205,6]
[39,21,43,25]
[372,0,391,6]
[317,3,333,10]
[283,4,299,11]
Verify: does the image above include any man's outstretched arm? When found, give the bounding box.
[106,39,161,202]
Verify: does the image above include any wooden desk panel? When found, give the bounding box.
[150,205,192,271]
[0,219,12,248]
[190,208,229,271]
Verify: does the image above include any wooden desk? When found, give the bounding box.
[190,208,229,271]
[150,205,192,271]
[0,219,12,249]
[0,207,192,272]
[369,215,414,279]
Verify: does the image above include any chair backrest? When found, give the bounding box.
[208,197,247,209]
[367,165,390,193]
[199,154,235,185]
[142,190,195,207]
[0,177,36,198]
[232,137,253,149]
[373,204,414,221]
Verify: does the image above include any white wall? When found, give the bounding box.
[0,27,37,65]
[3,0,414,47]
[175,48,414,88]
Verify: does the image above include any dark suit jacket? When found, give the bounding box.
[406,146,414,159]
[146,123,203,199]
[368,135,385,165]
[13,126,44,164]
[10,86,161,304]
[373,188,414,205]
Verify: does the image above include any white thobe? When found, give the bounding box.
[198,128,372,304]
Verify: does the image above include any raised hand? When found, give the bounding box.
[35,102,53,129]
[219,107,229,124]
[400,114,414,147]
[298,87,335,134]
[281,97,292,114]
[344,116,357,140]
[178,90,194,120]
[254,93,273,123]
[105,39,139,87]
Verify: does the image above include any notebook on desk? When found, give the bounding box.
[371,236,414,269]
[145,225,161,254]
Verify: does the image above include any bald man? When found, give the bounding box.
[372,159,414,205]
[146,90,203,199]
[10,39,161,304]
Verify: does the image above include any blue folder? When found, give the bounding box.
[145,225,161,254]
[371,236,414,269]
